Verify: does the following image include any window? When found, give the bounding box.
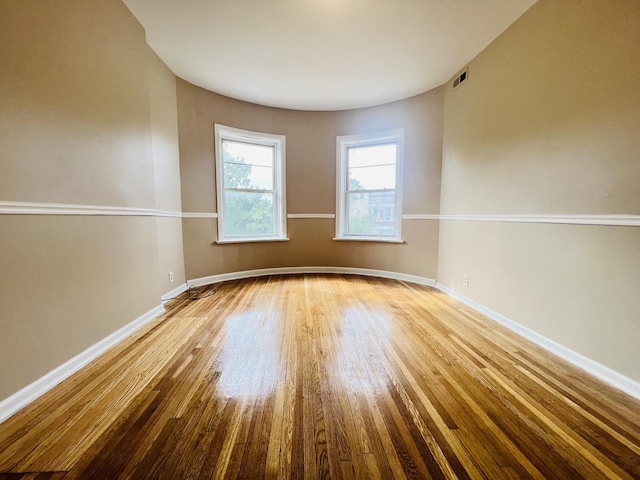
[335,129,403,242]
[215,124,287,243]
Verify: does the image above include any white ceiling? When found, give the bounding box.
[123,0,536,111]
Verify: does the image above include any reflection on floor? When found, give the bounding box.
[0,274,639,479]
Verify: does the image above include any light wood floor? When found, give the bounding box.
[0,275,639,479]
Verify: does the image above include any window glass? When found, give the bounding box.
[222,141,274,190]
[223,191,275,237]
[336,130,403,241]
[215,125,286,243]
[347,191,396,237]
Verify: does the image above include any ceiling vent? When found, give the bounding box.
[453,67,469,90]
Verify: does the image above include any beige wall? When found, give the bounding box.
[2,0,637,407]
[148,52,187,294]
[177,81,444,280]
[438,0,640,381]
[0,1,184,400]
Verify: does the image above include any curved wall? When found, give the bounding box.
[177,80,444,281]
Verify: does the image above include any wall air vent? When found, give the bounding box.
[453,67,468,90]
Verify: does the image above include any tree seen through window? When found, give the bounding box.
[222,144,275,237]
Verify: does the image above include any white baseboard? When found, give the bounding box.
[161,282,189,302]
[3,270,636,426]
[192,269,640,399]
[435,282,640,400]
[188,266,436,288]
[0,304,166,424]
[191,267,639,399]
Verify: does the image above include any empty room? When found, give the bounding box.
[1,0,639,478]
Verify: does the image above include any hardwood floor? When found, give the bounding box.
[0,274,639,479]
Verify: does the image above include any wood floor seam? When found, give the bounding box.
[0,274,638,479]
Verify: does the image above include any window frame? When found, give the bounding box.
[334,128,404,243]
[214,124,288,243]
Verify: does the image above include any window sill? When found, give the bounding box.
[215,237,290,245]
[332,237,405,244]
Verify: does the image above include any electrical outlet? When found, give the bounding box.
[462,275,469,287]
[169,271,174,283]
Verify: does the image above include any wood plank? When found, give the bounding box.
[0,275,638,479]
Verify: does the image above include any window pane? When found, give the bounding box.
[224,191,274,236]
[348,143,396,168]
[223,140,274,190]
[347,191,396,237]
[348,164,396,190]
[348,143,396,190]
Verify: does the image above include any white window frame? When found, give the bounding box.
[335,128,404,243]
[214,124,288,243]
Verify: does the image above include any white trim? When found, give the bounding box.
[332,237,405,244]
[182,212,218,219]
[188,266,436,288]
[438,213,640,227]
[2,202,637,228]
[435,282,640,400]
[287,213,335,219]
[161,283,190,302]
[214,124,287,243]
[3,268,637,426]
[0,304,166,424]
[155,210,183,218]
[335,129,404,242]
[0,201,158,217]
[190,267,639,400]
[0,201,183,218]
[215,237,290,244]
[402,214,440,220]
